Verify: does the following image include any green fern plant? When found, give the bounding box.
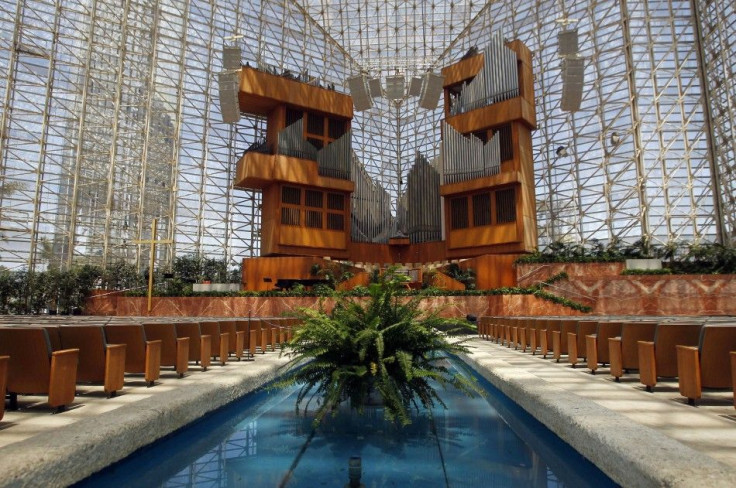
[276,268,484,427]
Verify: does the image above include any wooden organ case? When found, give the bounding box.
[233,66,354,260]
[232,36,537,290]
[440,36,538,257]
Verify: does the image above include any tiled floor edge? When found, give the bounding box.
[459,348,736,488]
[0,358,288,488]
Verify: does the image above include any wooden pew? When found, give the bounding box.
[219,320,246,360]
[731,352,736,410]
[537,319,551,358]
[0,356,7,420]
[478,316,491,340]
[0,327,79,411]
[608,321,659,381]
[585,321,623,374]
[143,323,190,378]
[517,318,529,352]
[568,320,598,368]
[58,325,126,396]
[103,325,161,387]
[676,324,736,405]
[175,322,212,371]
[638,322,703,392]
[200,321,229,365]
[235,319,255,360]
[552,319,577,363]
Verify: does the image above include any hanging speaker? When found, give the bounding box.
[418,73,444,110]
[408,77,423,97]
[222,46,242,70]
[560,58,584,112]
[368,78,383,98]
[557,29,579,57]
[348,75,372,111]
[218,71,241,123]
[385,75,405,100]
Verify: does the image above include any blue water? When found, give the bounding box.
[76,358,616,487]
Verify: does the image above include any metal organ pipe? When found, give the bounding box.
[442,122,501,184]
[451,32,520,116]
[277,119,318,161]
[406,153,442,243]
[350,152,394,244]
[317,130,351,180]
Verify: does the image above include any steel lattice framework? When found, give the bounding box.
[0,0,734,272]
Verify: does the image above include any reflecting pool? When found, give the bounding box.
[76,358,616,487]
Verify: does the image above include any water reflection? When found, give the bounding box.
[76,360,615,488]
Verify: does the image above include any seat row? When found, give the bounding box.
[478,315,736,407]
[0,317,300,419]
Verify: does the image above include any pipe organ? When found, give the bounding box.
[233,37,537,289]
[449,32,520,116]
[441,34,538,258]
[442,122,501,184]
[406,153,442,243]
[351,153,394,244]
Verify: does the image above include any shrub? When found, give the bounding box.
[275,268,484,427]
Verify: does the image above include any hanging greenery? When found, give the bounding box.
[275,268,485,427]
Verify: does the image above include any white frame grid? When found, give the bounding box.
[0,0,733,272]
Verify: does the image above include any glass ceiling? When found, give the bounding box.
[0,0,734,271]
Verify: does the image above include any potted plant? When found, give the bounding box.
[276,268,484,426]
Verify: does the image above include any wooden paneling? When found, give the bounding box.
[459,254,519,289]
[447,223,519,250]
[444,96,536,132]
[348,240,447,265]
[259,186,281,256]
[441,53,485,87]
[439,171,520,196]
[238,67,353,119]
[280,226,346,251]
[234,152,355,192]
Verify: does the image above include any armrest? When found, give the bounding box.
[235,331,246,360]
[638,341,656,391]
[175,337,190,377]
[676,345,701,405]
[730,352,736,410]
[200,334,212,370]
[552,330,561,361]
[0,356,7,420]
[48,348,79,409]
[567,332,578,366]
[104,344,126,395]
[218,333,229,365]
[585,334,598,373]
[144,340,162,386]
[608,337,623,379]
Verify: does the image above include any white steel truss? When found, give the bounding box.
[0,0,734,272]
